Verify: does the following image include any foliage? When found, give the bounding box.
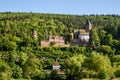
[50,70,66,80]
[84,52,113,79]
[114,67,120,77]
[0,12,120,79]
[89,28,100,48]
[0,60,12,80]
[98,45,115,57]
[64,54,86,80]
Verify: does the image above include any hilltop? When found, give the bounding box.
[0,12,120,79]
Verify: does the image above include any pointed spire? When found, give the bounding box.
[86,20,91,25]
[85,20,92,33]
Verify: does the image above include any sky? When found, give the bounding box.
[0,0,120,15]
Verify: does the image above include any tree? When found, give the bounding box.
[89,28,100,48]
[114,68,120,77]
[111,55,120,67]
[64,54,86,80]
[3,41,17,51]
[99,45,115,57]
[12,65,23,79]
[111,40,120,54]
[22,53,43,79]
[0,60,12,80]
[99,30,107,45]
[104,34,113,46]
[84,52,113,79]
[8,52,16,67]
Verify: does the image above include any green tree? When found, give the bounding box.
[104,34,113,46]
[64,54,86,80]
[89,28,100,48]
[114,67,120,77]
[99,30,107,45]
[84,52,113,79]
[22,53,43,79]
[99,45,115,57]
[12,65,23,79]
[3,41,17,51]
[0,60,12,80]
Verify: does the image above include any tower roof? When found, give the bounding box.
[86,20,91,25]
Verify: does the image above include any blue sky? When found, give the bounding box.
[0,0,120,15]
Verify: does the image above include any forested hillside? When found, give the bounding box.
[0,12,120,79]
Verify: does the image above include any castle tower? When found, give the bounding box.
[85,20,92,33]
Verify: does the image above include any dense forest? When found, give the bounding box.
[0,12,120,80]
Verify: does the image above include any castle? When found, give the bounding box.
[70,20,92,46]
[33,20,92,47]
[40,36,70,47]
